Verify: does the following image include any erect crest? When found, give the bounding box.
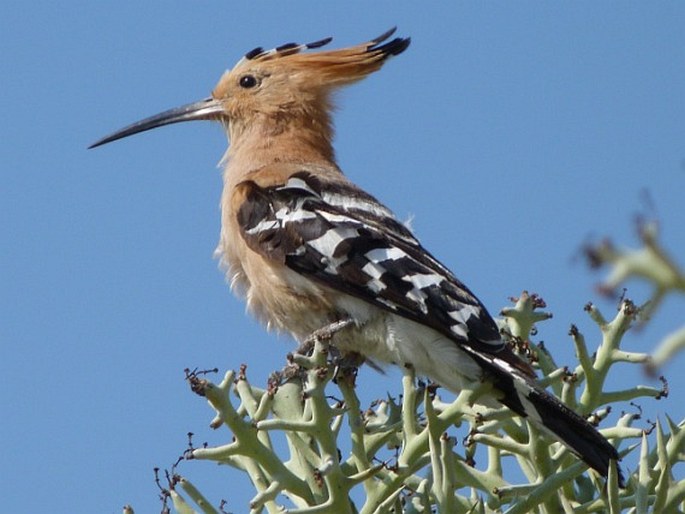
[230,27,410,86]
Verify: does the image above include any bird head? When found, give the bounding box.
[89,28,409,149]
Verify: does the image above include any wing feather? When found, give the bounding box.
[236,171,533,375]
[235,171,625,482]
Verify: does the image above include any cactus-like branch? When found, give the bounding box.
[126,219,683,514]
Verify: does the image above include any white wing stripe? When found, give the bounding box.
[245,218,280,235]
[404,272,443,289]
[365,246,405,263]
[361,262,388,293]
[281,176,318,195]
[323,191,396,219]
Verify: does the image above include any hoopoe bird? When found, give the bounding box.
[91,29,622,484]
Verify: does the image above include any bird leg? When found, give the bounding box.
[296,318,356,355]
[294,318,369,380]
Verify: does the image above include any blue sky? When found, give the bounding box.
[2,2,684,512]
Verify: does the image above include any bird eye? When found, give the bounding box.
[239,75,258,88]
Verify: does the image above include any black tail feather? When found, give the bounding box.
[467,347,624,486]
[524,387,624,486]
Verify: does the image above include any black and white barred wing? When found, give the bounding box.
[236,171,509,358]
[235,171,623,482]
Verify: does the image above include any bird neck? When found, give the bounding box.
[225,110,337,174]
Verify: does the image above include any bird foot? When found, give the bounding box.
[296,318,355,355]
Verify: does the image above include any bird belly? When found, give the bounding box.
[330,294,486,393]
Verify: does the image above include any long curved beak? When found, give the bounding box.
[88,97,224,149]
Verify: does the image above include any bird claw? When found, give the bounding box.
[297,318,355,354]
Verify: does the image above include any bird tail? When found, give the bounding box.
[466,348,624,486]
